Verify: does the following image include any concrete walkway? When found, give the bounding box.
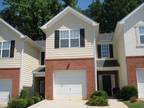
[28,99,128,108]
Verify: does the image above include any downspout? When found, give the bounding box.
[93,27,98,91]
[19,36,27,92]
[19,42,24,92]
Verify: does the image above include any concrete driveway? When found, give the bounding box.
[28,99,128,108]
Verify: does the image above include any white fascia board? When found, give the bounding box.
[119,3,144,24]
[23,37,41,50]
[40,6,98,30]
[0,18,26,38]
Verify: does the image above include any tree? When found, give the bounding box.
[85,0,144,33]
[62,0,78,8]
[0,0,63,40]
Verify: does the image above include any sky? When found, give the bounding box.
[0,0,93,11]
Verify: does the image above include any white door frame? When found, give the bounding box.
[98,74,116,95]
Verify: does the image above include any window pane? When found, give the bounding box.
[60,30,69,39]
[71,39,79,47]
[3,42,10,49]
[101,44,109,58]
[140,35,144,44]
[61,39,69,48]
[0,50,1,57]
[2,50,9,57]
[139,27,144,34]
[70,30,80,39]
[0,43,1,50]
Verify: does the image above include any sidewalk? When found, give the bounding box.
[28,99,128,108]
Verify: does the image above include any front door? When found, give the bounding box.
[102,75,112,96]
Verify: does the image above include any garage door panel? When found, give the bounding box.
[136,69,144,98]
[0,79,12,105]
[54,70,87,100]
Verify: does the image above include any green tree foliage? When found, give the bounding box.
[0,0,78,40]
[85,0,144,33]
[62,0,78,8]
[0,0,63,40]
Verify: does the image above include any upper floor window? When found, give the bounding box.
[101,44,110,58]
[139,26,144,44]
[97,44,113,58]
[40,52,45,65]
[59,29,80,48]
[0,41,15,58]
[0,41,11,58]
[55,29,85,48]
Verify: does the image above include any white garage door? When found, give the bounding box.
[54,70,87,100]
[136,69,144,98]
[0,79,12,105]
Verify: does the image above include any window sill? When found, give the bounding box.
[97,58,116,60]
[136,44,144,48]
[0,57,13,60]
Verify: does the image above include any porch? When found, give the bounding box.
[97,59,120,96]
[33,66,45,97]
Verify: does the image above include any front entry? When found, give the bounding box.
[102,75,112,96]
[97,71,119,96]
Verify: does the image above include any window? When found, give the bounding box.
[40,52,45,65]
[101,44,110,58]
[0,41,11,58]
[59,29,80,48]
[139,26,144,44]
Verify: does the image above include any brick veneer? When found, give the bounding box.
[126,56,144,86]
[45,58,95,100]
[0,68,20,99]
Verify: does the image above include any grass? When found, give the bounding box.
[124,101,144,108]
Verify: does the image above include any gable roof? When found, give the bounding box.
[119,3,144,24]
[40,6,98,30]
[0,18,41,49]
[0,18,26,38]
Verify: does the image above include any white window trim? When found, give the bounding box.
[0,41,11,58]
[136,23,144,46]
[100,44,110,58]
[59,29,80,48]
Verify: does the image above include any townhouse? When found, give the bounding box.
[0,2,144,104]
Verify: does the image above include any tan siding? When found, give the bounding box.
[45,13,97,59]
[0,21,23,68]
[22,42,40,87]
[114,29,128,88]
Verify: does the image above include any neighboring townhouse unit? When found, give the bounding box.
[0,18,41,104]
[114,3,144,98]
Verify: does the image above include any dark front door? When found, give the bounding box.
[102,75,112,96]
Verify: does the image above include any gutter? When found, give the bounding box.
[93,25,99,91]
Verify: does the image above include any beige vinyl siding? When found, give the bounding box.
[0,21,23,68]
[45,13,96,59]
[124,20,144,56]
[122,4,144,56]
[114,27,128,88]
[22,42,40,88]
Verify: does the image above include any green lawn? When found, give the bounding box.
[124,101,144,108]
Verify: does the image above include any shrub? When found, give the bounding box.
[121,86,138,100]
[8,99,27,108]
[32,96,41,103]
[86,96,108,106]
[27,98,34,107]
[90,90,108,99]
[129,96,137,103]
[19,89,28,99]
